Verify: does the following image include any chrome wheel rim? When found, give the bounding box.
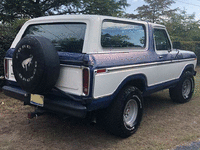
[182,79,192,99]
[123,97,139,130]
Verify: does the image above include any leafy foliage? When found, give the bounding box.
[0,26,14,75]
[179,41,200,64]
[164,10,200,42]
[79,0,129,17]
[0,0,80,22]
[126,0,176,23]
[0,0,129,23]
[0,19,27,75]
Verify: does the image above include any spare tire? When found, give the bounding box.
[12,36,60,94]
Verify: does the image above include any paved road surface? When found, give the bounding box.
[174,140,200,150]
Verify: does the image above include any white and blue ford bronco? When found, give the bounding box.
[3,15,197,137]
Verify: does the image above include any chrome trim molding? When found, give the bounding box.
[106,58,196,73]
[60,64,82,69]
[4,57,13,60]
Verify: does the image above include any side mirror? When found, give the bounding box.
[173,42,181,49]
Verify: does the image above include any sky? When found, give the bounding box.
[125,0,200,20]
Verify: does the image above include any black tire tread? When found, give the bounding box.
[13,36,60,94]
[169,71,194,103]
[98,86,143,138]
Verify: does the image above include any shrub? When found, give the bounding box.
[179,41,200,64]
[0,19,27,76]
[0,25,15,75]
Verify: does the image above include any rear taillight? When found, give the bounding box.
[83,68,90,96]
[4,59,8,78]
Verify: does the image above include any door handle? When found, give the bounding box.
[159,56,163,59]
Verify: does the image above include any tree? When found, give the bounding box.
[0,18,27,76]
[79,0,129,17]
[126,0,176,23]
[163,10,200,41]
[0,0,129,23]
[0,0,81,22]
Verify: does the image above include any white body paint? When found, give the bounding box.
[93,59,197,98]
[4,15,197,99]
[55,65,83,96]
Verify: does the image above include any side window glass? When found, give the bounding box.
[101,21,146,49]
[154,29,171,51]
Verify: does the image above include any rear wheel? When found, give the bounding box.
[123,98,139,130]
[169,71,194,103]
[99,86,143,138]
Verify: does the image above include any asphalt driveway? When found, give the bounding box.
[174,140,200,150]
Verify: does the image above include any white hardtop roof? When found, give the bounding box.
[25,14,165,28]
[149,22,166,28]
[11,15,165,49]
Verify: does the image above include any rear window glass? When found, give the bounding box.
[101,20,146,49]
[23,23,86,53]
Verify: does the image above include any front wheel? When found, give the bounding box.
[100,86,143,138]
[169,71,195,103]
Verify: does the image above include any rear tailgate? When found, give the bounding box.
[55,65,84,96]
[4,52,90,96]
